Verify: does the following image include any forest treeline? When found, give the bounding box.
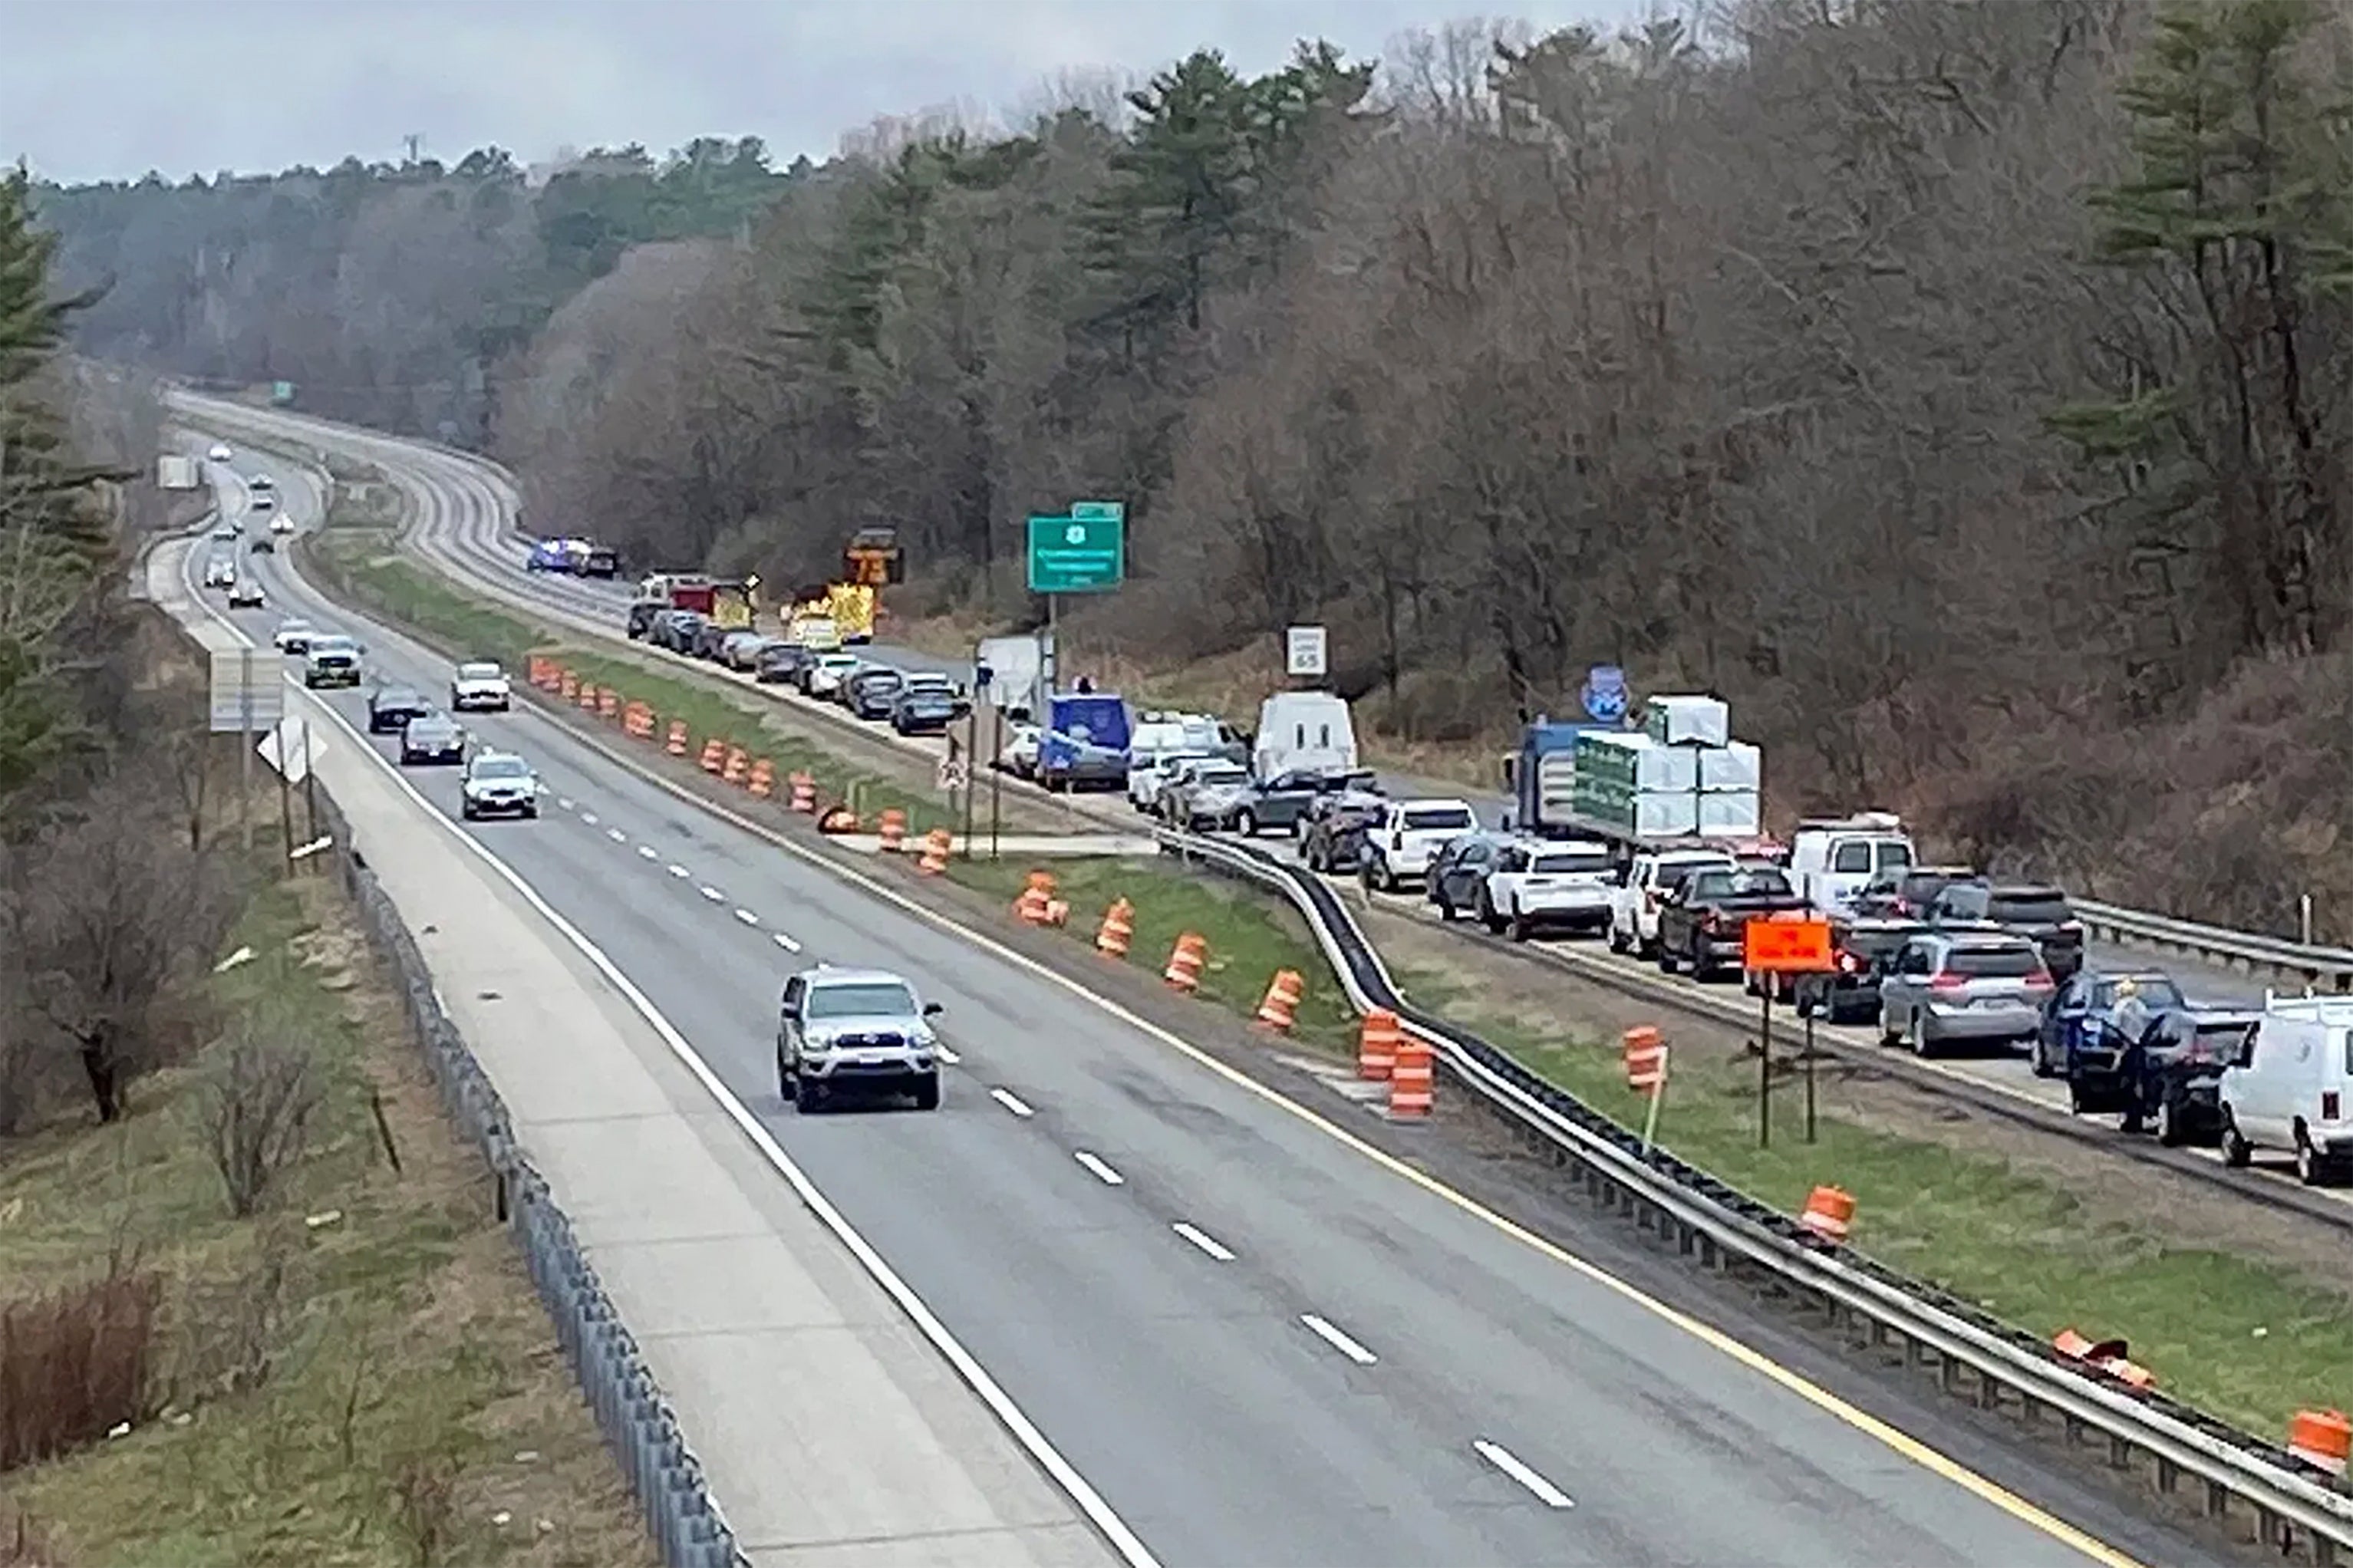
[28,1,2353,924]
[33,137,794,443]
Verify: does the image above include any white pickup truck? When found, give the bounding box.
[1360,799,1479,893]
[450,660,512,712]
[1481,838,1617,940]
[1607,848,1738,957]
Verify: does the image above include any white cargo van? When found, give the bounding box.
[2221,995,2353,1184]
[1254,693,1356,784]
[1788,812,1914,917]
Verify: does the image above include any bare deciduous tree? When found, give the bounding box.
[205,1029,321,1217]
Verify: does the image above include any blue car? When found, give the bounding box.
[2034,967,2186,1090]
[526,538,575,572]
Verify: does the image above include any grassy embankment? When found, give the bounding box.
[1,870,654,1567]
[949,855,2353,1439]
[303,521,957,836]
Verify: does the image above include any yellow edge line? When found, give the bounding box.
[383,560,2149,1568]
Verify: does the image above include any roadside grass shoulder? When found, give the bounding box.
[1,871,654,1568]
[954,852,2353,1438]
[305,534,959,836]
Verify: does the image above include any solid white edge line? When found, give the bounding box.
[770,931,802,954]
[163,543,1165,1568]
[1073,1151,1125,1186]
[1472,1439,1574,1509]
[989,1088,1035,1118]
[733,908,760,927]
[1298,1313,1378,1367]
[1170,1223,1235,1263]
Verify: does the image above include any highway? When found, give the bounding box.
[170,419,2231,1566]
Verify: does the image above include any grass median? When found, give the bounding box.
[304,531,958,835]
[955,852,2353,1438]
[2,871,653,1566]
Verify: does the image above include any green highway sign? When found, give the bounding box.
[1027,512,1125,593]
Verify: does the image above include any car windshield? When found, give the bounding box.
[1404,806,1475,832]
[1533,851,1613,875]
[1195,765,1247,786]
[1944,946,2041,979]
[458,664,502,680]
[278,623,311,635]
[410,718,455,735]
[1694,869,1793,898]
[472,758,529,779]
[806,981,918,1020]
[1990,891,2072,924]
[377,689,423,706]
[2093,977,2186,1010]
[1658,858,1732,890]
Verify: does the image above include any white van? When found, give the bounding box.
[1254,692,1356,784]
[1788,812,1914,917]
[1127,711,1224,811]
[2221,995,2353,1184]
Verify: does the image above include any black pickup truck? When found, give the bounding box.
[1657,867,1814,981]
[1794,916,1927,1023]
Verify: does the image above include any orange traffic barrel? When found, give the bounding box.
[1096,898,1135,959]
[2052,1329,2157,1391]
[1254,970,1304,1032]
[597,688,619,720]
[698,738,725,774]
[1358,1008,1401,1081]
[527,655,554,689]
[722,746,748,786]
[624,702,653,740]
[2290,1410,2351,1476]
[559,670,579,700]
[1015,878,1051,925]
[1389,1035,1433,1118]
[746,759,775,798]
[665,720,688,756]
[878,809,908,852]
[1797,1185,1854,1245]
[789,771,817,813]
[917,828,951,875]
[1623,1026,1667,1096]
[1163,932,1208,993]
[578,680,600,711]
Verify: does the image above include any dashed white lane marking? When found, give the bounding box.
[989,1088,1035,1118]
[607,827,627,842]
[582,812,599,825]
[699,885,726,903]
[933,1043,961,1066]
[1170,1223,1236,1263]
[555,796,575,811]
[667,864,690,878]
[770,931,802,954]
[1299,1313,1378,1366]
[1073,1151,1125,1186]
[733,908,760,926]
[1473,1440,1574,1509]
[638,845,658,860]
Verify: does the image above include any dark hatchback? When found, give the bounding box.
[399,714,466,766]
[2117,1006,2262,1145]
[846,668,908,720]
[367,686,433,733]
[756,642,815,685]
[890,687,958,735]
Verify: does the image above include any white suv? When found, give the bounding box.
[776,967,944,1113]
[1361,799,1479,893]
[460,750,539,819]
[1482,838,1616,940]
[450,660,512,712]
[1608,848,1737,957]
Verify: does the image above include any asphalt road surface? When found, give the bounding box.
[157,421,2241,1568]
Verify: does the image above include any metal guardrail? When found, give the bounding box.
[1158,826,2353,1564]
[2075,899,2353,992]
[315,792,748,1568]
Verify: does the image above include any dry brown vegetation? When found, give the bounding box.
[475,1,2353,931]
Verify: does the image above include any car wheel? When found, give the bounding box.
[1235,809,1257,836]
[1510,909,1532,944]
[1658,943,1681,976]
[522,805,539,819]
[912,1072,941,1112]
[2156,1096,2184,1147]
[2296,1135,2332,1186]
[777,1052,794,1099]
[1907,1012,1934,1059]
[1879,1004,1900,1049]
[460,802,477,820]
[2220,1112,2253,1168]
[794,1079,824,1115]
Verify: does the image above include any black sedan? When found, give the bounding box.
[367,686,433,733]
[1237,768,1377,837]
[756,642,814,685]
[890,687,958,735]
[846,668,908,720]
[398,714,466,765]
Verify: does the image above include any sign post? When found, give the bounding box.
[209,649,285,852]
[1740,915,1835,1149]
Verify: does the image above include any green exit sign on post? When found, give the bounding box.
[1027,507,1125,593]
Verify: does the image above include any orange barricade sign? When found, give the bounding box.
[1742,915,1834,974]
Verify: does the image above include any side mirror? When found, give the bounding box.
[922,1000,944,1017]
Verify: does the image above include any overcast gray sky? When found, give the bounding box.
[2,1,1656,186]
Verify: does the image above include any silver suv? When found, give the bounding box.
[1877,931,2055,1058]
[776,967,944,1112]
